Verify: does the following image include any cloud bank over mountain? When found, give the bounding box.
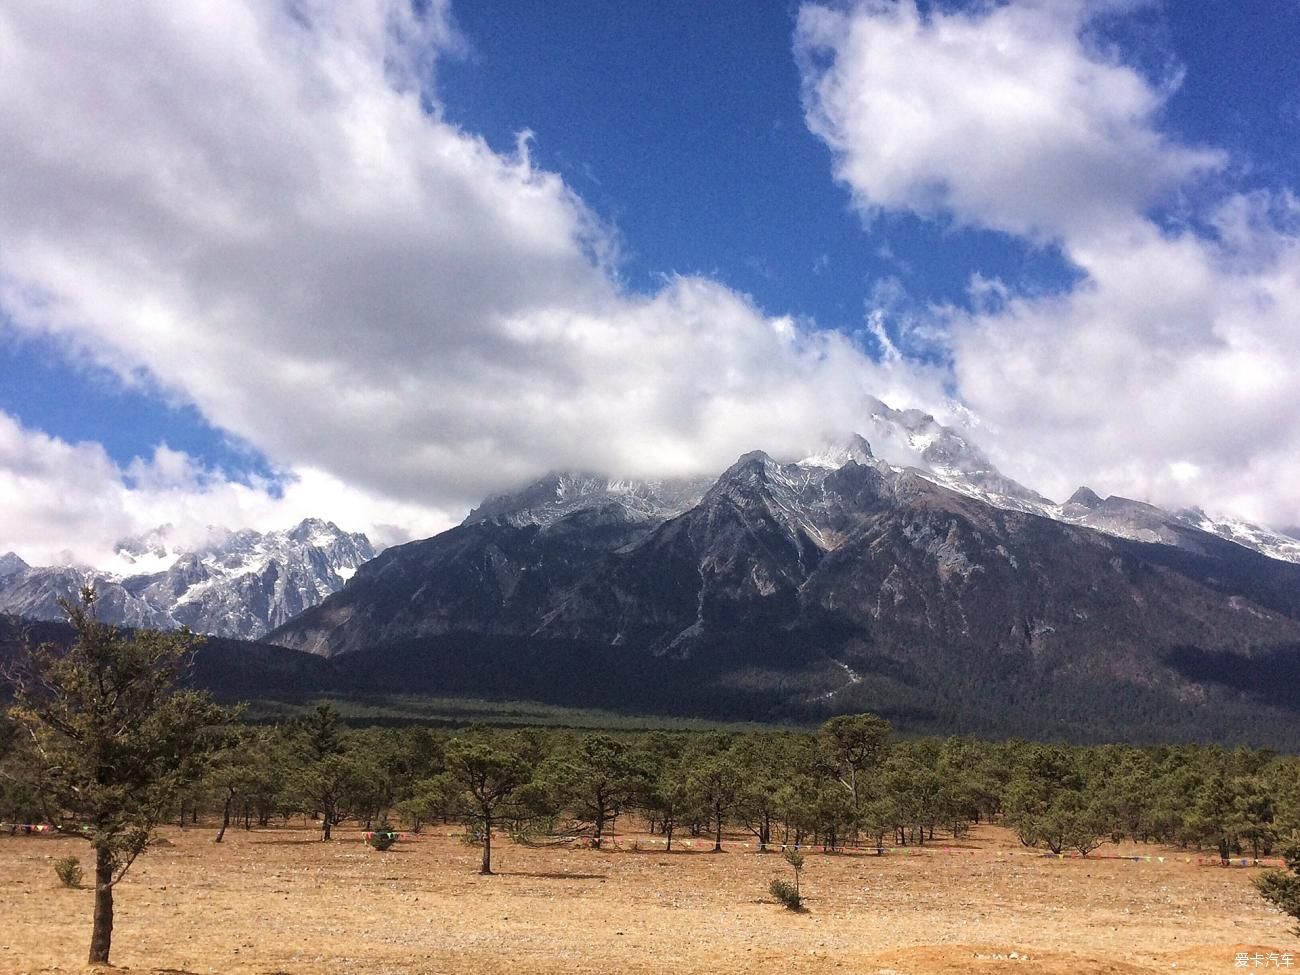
[0,0,1296,565]
[0,0,947,563]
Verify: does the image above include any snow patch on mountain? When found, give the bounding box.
[798,433,874,470]
[1174,509,1300,564]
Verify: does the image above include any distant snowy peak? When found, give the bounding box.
[0,552,28,579]
[288,516,354,547]
[463,472,712,529]
[0,518,376,639]
[1053,490,1197,549]
[846,398,1050,513]
[862,396,967,467]
[109,524,185,574]
[1030,487,1300,564]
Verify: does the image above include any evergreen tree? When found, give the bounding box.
[644,765,692,851]
[442,729,537,874]
[685,741,741,853]
[287,702,354,840]
[819,713,891,837]
[1003,744,1104,854]
[731,733,793,851]
[7,590,228,964]
[542,734,648,847]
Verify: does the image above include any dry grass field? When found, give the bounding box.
[1,823,1295,975]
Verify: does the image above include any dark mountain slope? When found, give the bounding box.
[277,501,659,656]
[0,614,342,704]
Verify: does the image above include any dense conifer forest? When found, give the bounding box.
[7,704,1296,869]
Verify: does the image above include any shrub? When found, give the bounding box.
[769,878,802,910]
[769,847,806,910]
[368,821,399,851]
[1255,843,1300,934]
[54,856,83,888]
[784,848,805,891]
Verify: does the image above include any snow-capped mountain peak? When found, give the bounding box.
[797,433,874,470]
[846,397,1052,514]
[794,400,1300,566]
[109,524,185,575]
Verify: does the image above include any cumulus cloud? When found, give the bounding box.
[0,409,454,567]
[949,203,1300,521]
[0,0,950,563]
[798,0,1300,526]
[797,0,1223,242]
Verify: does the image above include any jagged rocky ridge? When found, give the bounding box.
[0,519,373,640]
[268,425,1300,743]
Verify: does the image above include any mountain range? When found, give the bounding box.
[264,404,1300,744]
[851,397,1300,563]
[6,398,1300,744]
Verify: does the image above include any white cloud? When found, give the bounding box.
[796,0,1223,243]
[0,0,952,564]
[0,410,455,567]
[949,206,1300,522]
[799,0,1300,527]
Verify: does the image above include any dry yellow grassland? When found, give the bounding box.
[1,823,1294,974]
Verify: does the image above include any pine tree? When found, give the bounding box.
[7,590,228,964]
[442,730,537,874]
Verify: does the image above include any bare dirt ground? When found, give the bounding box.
[1,823,1294,975]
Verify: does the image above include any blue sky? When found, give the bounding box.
[436,0,1300,334]
[0,329,276,486]
[441,0,1081,321]
[0,0,1298,564]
